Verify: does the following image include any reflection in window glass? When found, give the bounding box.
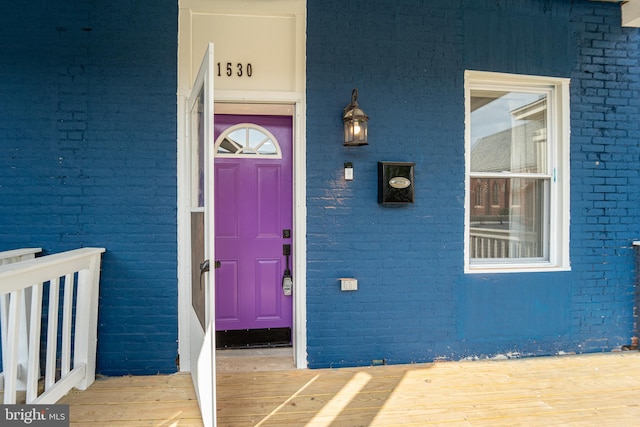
[470,177,544,259]
[470,91,547,174]
[228,129,248,148]
[469,88,549,261]
[492,182,500,206]
[257,140,277,154]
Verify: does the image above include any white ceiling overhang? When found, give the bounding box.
[592,0,640,27]
[622,0,640,27]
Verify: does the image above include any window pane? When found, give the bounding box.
[470,177,546,260]
[216,125,279,156]
[218,137,239,154]
[190,86,205,207]
[248,128,266,148]
[470,90,547,174]
[227,129,247,148]
[257,140,277,154]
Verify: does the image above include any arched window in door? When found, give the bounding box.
[214,123,282,158]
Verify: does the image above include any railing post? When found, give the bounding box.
[633,242,640,342]
[73,252,102,390]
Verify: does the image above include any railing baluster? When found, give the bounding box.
[26,282,43,403]
[0,293,8,390]
[45,277,60,390]
[61,273,75,376]
[4,290,22,404]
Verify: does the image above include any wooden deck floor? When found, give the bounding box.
[58,351,640,426]
[58,373,203,426]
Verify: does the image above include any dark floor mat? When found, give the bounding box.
[216,327,292,349]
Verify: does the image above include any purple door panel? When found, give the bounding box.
[214,114,293,331]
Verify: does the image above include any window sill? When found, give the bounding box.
[465,263,571,274]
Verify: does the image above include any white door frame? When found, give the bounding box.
[178,97,307,370]
[177,1,307,372]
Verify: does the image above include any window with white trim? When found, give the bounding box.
[465,71,570,273]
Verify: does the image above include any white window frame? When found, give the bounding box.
[464,70,571,274]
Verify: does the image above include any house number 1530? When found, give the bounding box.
[217,62,253,78]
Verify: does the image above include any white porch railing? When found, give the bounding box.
[0,248,42,392]
[0,248,42,266]
[0,247,105,404]
[470,228,539,258]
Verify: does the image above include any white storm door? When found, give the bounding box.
[187,42,216,427]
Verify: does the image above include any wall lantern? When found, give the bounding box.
[342,88,369,146]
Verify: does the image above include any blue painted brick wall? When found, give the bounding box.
[0,0,178,375]
[306,0,640,368]
[1,0,638,374]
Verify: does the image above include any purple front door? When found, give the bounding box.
[213,114,293,332]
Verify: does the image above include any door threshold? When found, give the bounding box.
[216,327,291,349]
[217,347,292,357]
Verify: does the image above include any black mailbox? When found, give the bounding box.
[378,161,415,204]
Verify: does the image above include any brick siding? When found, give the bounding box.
[306,0,640,368]
[1,0,638,373]
[0,0,178,375]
